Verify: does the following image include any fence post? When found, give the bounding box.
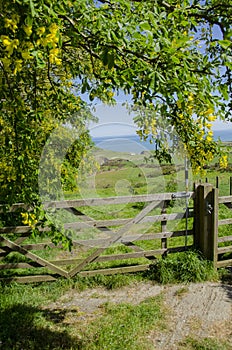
[194,183,218,267]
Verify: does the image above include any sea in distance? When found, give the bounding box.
[93,129,232,154]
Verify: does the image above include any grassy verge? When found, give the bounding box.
[75,295,165,350]
[0,280,165,350]
[179,337,232,350]
[147,250,218,284]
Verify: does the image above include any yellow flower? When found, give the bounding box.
[43,33,59,46]
[26,42,34,50]
[49,23,59,34]
[21,51,33,60]
[206,135,212,142]
[21,212,38,227]
[1,35,11,47]
[23,25,32,37]
[36,26,46,36]
[13,59,23,75]
[50,47,60,56]
[4,18,18,32]
[219,155,228,169]
[205,122,212,129]
[204,108,214,115]
[188,93,194,102]
[1,57,11,68]
[49,54,61,65]
[208,115,217,121]
[49,47,62,65]
[1,36,19,55]
[107,91,114,98]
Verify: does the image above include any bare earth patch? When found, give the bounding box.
[46,281,232,349]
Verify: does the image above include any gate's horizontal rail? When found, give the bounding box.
[218,195,232,204]
[0,192,194,213]
[16,230,193,250]
[0,212,194,235]
[216,259,232,268]
[217,246,232,255]
[0,245,194,271]
[218,235,232,243]
[218,219,232,225]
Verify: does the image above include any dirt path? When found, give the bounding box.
[47,281,232,349]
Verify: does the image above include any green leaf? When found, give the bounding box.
[218,40,231,49]
[25,15,33,26]
[171,56,180,64]
[29,0,36,17]
[140,22,151,31]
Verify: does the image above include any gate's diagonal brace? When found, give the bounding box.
[65,208,147,255]
[68,200,162,277]
[0,236,69,278]
[65,207,115,236]
[0,234,31,261]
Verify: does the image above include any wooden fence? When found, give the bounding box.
[0,192,194,283]
[0,184,231,283]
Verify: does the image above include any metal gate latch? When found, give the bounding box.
[206,203,213,214]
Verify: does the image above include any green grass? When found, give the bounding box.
[148,250,218,284]
[71,295,165,350]
[0,279,165,350]
[179,337,232,350]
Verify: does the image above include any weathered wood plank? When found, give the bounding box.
[0,203,31,213]
[0,226,32,234]
[217,246,232,254]
[194,185,218,266]
[79,264,150,277]
[0,192,194,213]
[218,235,232,243]
[218,196,232,204]
[42,192,194,209]
[21,242,62,250]
[49,250,162,266]
[0,262,41,269]
[18,230,193,251]
[0,274,57,283]
[76,230,193,247]
[0,211,193,235]
[218,219,232,226]
[216,259,232,268]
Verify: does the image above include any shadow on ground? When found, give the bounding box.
[0,303,81,350]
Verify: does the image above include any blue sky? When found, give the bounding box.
[89,102,232,138]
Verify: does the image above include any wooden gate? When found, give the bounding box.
[0,192,194,283]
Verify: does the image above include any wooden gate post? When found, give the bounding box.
[194,183,218,267]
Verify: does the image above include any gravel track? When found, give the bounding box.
[47,281,232,348]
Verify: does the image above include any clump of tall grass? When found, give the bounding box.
[148,250,218,284]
